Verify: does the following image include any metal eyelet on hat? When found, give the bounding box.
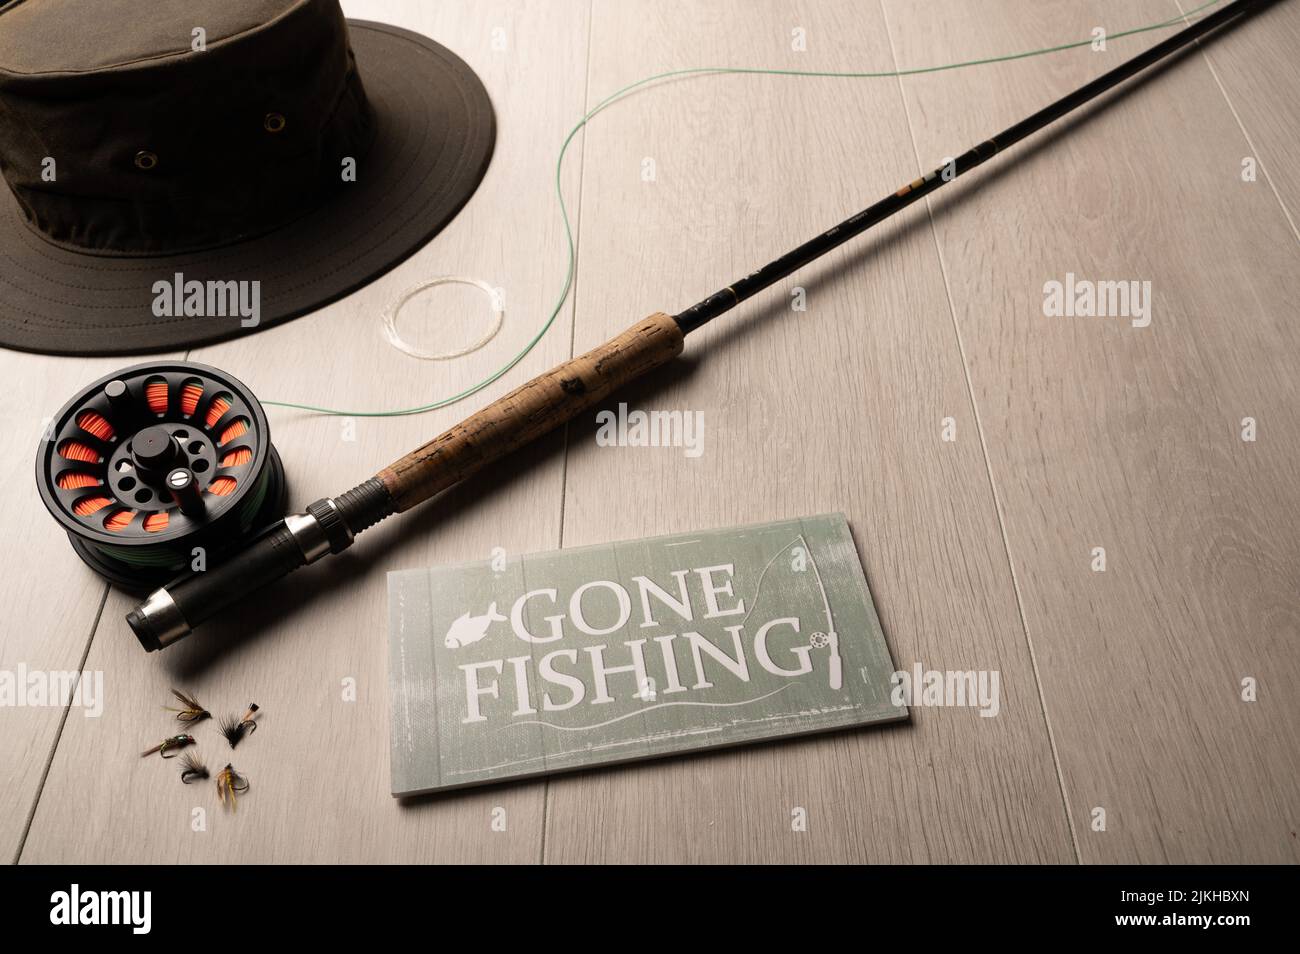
[263,112,286,134]
[133,150,158,171]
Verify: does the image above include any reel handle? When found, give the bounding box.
[378,312,684,511]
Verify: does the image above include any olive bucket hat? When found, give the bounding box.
[0,0,495,354]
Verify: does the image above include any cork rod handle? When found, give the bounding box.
[377,312,685,512]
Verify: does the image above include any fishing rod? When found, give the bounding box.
[125,0,1275,650]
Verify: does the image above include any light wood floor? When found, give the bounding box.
[4,0,1297,864]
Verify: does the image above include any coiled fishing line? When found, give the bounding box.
[382,276,505,360]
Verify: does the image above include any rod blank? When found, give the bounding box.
[674,0,1275,333]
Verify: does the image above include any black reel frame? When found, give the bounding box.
[36,361,287,592]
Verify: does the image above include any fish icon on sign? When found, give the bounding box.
[443,602,506,649]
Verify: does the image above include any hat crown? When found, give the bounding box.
[0,0,374,255]
[0,0,300,74]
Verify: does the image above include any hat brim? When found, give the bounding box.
[0,20,496,356]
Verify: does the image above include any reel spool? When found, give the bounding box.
[36,362,287,592]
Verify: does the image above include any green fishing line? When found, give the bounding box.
[263,0,1220,419]
[91,464,274,569]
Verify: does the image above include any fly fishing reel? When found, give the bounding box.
[36,362,287,592]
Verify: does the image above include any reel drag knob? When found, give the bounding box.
[132,425,182,476]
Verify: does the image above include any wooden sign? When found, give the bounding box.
[388,513,905,795]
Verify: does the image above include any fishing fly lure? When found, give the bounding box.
[164,688,211,724]
[216,763,249,812]
[179,752,209,784]
[141,734,196,759]
[219,703,260,748]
